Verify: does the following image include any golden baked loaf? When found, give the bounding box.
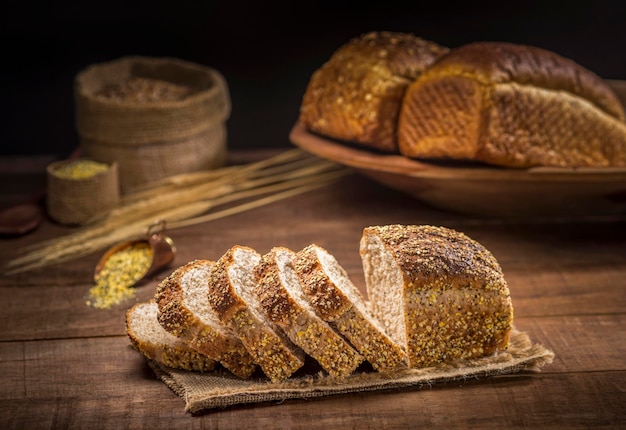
[398,42,626,167]
[299,31,449,153]
[129,227,519,377]
[360,224,513,368]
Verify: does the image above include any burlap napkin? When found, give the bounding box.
[146,329,554,414]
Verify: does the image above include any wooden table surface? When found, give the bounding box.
[1,150,625,429]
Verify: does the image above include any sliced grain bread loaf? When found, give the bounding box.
[154,259,257,379]
[253,246,365,378]
[293,244,409,372]
[125,301,216,372]
[206,245,306,382]
[360,224,514,368]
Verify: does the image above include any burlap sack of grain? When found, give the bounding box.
[75,56,230,195]
[46,159,120,225]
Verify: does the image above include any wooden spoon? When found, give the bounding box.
[93,220,176,287]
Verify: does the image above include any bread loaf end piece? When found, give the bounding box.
[299,31,448,153]
[294,244,408,372]
[154,259,257,379]
[126,301,217,372]
[360,224,514,368]
[207,245,305,382]
[254,246,364,378]
[398,42,626,167]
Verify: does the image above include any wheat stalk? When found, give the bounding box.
[2,149,350,275]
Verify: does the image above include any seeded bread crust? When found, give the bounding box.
[360,224,514,368]
[125,301,216,372]
[299,31,448,153]
[398,42,626,167]
[294,244,408,372]
[253,246,365,378]
[154,259,256,379]
[206,245,306,382]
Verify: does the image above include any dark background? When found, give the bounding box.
[1,0,625,157]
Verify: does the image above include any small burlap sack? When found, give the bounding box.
[46,159,120,225]
[75,56,230,195]
[144,329,554,414]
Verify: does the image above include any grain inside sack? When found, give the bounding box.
[46,159,120,225]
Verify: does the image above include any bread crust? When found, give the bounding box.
[206,245,305,382]
[154,259,256,378]
[422,42,624,119]
[254,247,364,377]
[361,225,514,368]
[292,245,353,320]
[206,248,246,321]
[294,244,408,372]
[299,31,448,153]
[126,301,217,372]
[398,42,626,167]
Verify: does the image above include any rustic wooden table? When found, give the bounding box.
[1,150,625,429]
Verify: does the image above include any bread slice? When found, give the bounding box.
[154,259,257,379]
[299,31,448,153]
[360,224,514,368]
[398,41,626,167]
[206,245,306,382]
[253,246,365,378]
[125,301,216,372]
[293,244,408,372]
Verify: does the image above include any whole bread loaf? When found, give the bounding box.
[299,31,448,153]
[398,41,626,167]
[360,224,513,368]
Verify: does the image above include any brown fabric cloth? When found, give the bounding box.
[146,329,554,414]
